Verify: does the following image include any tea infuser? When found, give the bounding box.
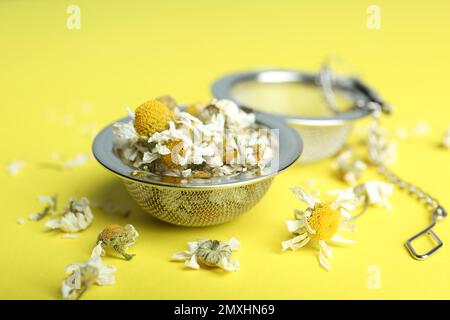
[93,111,302,227]
[212,64,446,260]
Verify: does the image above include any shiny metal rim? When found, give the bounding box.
[211,69,378,126]
[92,112,302,190]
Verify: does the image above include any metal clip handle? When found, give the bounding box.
[405,206,447,260]
[319,62,393,115]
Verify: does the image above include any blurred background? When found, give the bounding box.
[1,0,449,299]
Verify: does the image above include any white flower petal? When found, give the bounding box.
[442,128,450,148]
[228,237,240,251]
[318,249,331,271]
[91,242,105,259]
[28,213,41,221]
[45,218,61,230]
[95,265,117,286]
[61,271,80,300]
[171,251,193,261]
[281,233,310,251]
[218,257,240,272]
[286,219,305,233]
[364,181,394,210]
[187,240,201,253]
[318,240,332,259]
[339,220,357,233]
[7,160,26,176]
[293,209,306,220]
[290,186,319,207]
[330,234,356,245]
[61,233,81,239]
[185,254,200,270]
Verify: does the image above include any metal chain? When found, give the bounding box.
[368,110,447,259]
[319,62,446,259]
[377,164,446,219]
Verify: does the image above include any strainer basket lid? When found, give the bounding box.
[92,111,302,190]
[211,69,388,126]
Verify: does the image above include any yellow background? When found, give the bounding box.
[1,0,449,299]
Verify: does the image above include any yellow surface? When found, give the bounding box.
[1,0,450,300]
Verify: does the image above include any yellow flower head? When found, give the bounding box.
[134,99,173,136]
[282,186,357,271]
[307,203,340,240]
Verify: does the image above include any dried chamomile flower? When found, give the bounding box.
[330,181,394,212]
[97,224,139,260]
[134,99,174,136]
[171,237,240,271]
[7,160,26,176]
[442,128,450,149]
[282,186,357,271]
[367,118,397,166]
[61,243,116,300]
[45,197,93,233]
[28,195,58,221]
[332,150,366,185]
[113,97,273,178]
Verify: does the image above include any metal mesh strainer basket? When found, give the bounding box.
[212,69,390,163]
[93,112,302,227]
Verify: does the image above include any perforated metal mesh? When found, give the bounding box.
[124,177,274,227]
[292,123,353,163]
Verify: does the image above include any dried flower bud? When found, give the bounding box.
[172,238,240,271]
[97,224,139,260]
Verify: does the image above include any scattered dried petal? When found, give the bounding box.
[7,160,26,176]
[61,243,116,300]
[411,121,430,136]
[61,233,81,239]
[333,150,366,185]
[367,118,397,166]
[63,153,92,169]
[442,128,450,149]
[45,197,93,233]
